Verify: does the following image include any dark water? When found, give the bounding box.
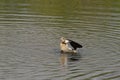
[0,0,120,80]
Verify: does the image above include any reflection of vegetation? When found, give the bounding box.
[0,0,27,9]
[0,0,28,15]
[0,0,120,26]
[0,0,120,16]
[29,0,120,16]
[29,0,82,16]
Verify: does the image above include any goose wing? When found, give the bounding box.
[69,40,83,49]
[66,42,74,50]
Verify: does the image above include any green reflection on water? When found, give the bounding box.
[29,0,82,16]
[29,0,120,16]
[0,0,120,16]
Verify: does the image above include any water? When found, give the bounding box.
[0,0,120,80]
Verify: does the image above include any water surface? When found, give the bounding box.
[0,0,120,80]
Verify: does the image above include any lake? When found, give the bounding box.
[0,0,120,80]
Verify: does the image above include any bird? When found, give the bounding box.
[60,37,83,53]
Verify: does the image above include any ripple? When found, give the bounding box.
[0,0,120,80]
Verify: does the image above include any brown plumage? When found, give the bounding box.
[60,37,82,53]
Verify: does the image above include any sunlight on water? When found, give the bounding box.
[0,0,120,80]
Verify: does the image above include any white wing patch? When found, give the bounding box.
[66,42,74,50]
[65,40,69,43]
[64,40,74,50]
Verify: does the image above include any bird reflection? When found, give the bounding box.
[60,52,81,67]
[60,53,68,66]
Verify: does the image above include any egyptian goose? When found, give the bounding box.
[60,37,83,53]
